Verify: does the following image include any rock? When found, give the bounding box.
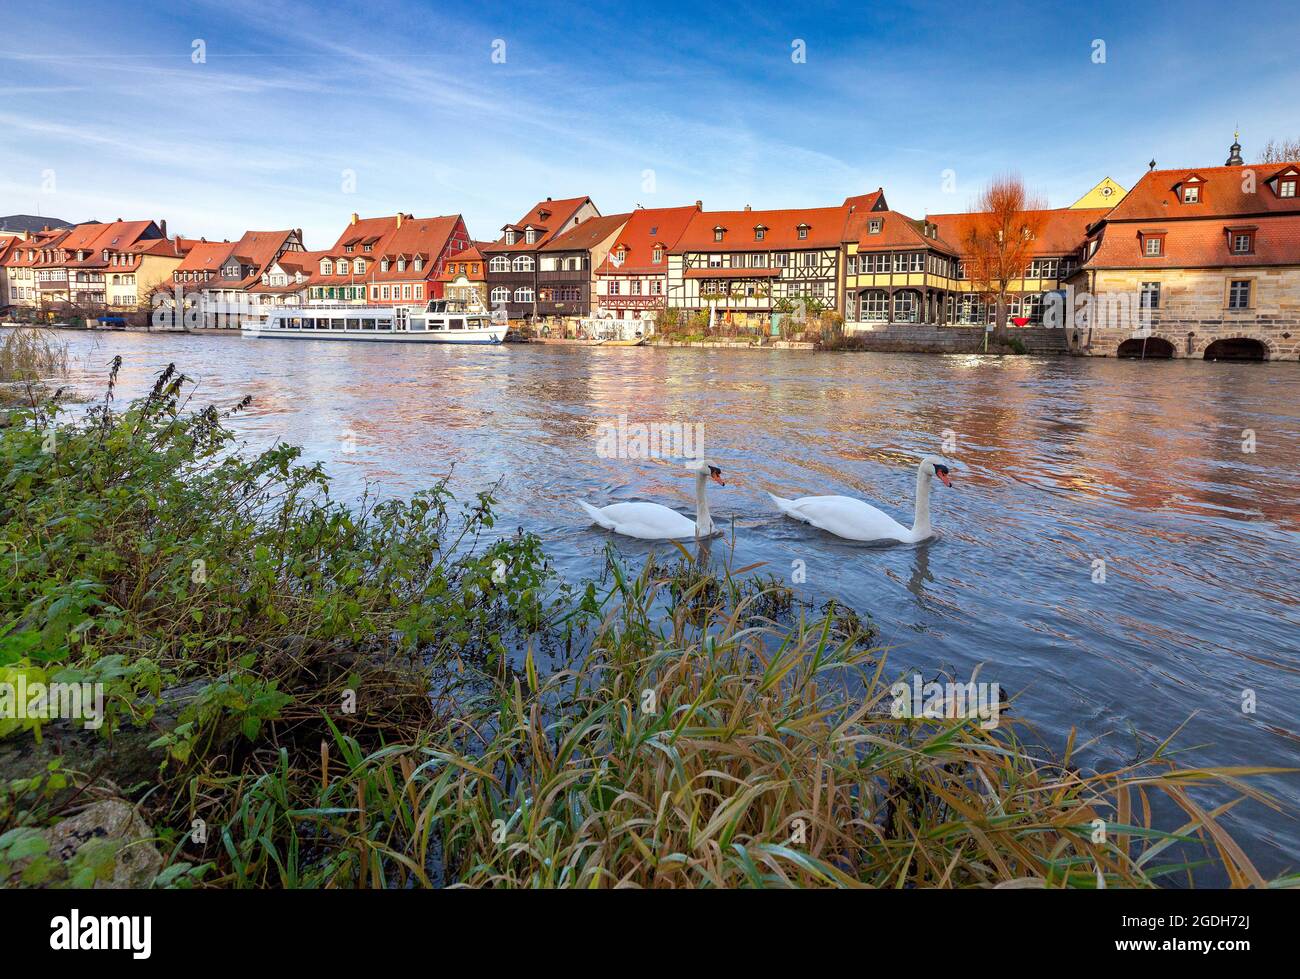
[7,799,163,889]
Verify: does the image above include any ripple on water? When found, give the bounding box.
[28,331,1300,874]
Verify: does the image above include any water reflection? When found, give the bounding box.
[35,331,1300,874]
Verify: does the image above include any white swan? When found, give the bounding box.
[769,455,952,544]
[578,459,726,540]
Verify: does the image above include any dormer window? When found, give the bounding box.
[652,246,663,264]
[338,259,349,274]
[1183,185,1200,203]
[1278,173,1297,198]
[505,231,517,245]
[868,219,882,234]
[345,244,354,253]
[754,226,767,241]
[1138,230,1167,257]
[616,247,627,263]
[354,258,365,273]
[381,258,389,272]
[797,225,809,240]
[397,258,406,272]
[1225,226,1256,254]
[413,258,423,272]
[525,229,537,244]
[713,227,725,242]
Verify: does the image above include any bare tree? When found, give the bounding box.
[1258,138,1300,164]
[961,174,1048,343]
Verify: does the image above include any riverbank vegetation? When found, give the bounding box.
[0,326,69,409]
[0,363,1291,888]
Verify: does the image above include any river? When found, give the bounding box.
[20,331,1300,877]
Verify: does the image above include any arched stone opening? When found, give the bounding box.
[1203,337,1267,361]
[1117,336,1175,359]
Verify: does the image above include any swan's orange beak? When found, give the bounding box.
[935,467,952,487]
[711,471,726,487]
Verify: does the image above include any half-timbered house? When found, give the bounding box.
[668,198,879,328]
[484,196,600,324]
[535,212,630,327]
[592,204,700,324]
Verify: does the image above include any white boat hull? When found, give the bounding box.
[241,303,507,344]
[241,323,506,344]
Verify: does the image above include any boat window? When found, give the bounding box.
[290,317,302,329]
[448,318,465,329]
[329,319,342,330]
[361,318,376,330]
[346,318,361,330]
[410,319,425,331]
[378,319,393,330]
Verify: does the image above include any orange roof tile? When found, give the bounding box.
[855,210,958,253]
[175,240,234,273]
[929,208,1109,257]
[542,213,632,252]
[485,197,594,252]
[1085,213,1300,269]
[595,204,701,274]
[676,205,849,251]
[1105,162,1300,221]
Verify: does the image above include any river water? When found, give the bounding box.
[24,331,1300,876]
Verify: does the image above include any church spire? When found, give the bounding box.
[1226,129,1244,166]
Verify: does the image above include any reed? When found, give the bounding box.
[0,363,1291,888]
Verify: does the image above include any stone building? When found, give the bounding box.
[1065,137,1300,360]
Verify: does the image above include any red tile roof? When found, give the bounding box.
[175,240,234,274]
[1104,162,1300,221]
[542,213,632,252]
[929,207,1109,257]
[1085,213,1300,269]
[62,221,160,268]
[594,204,701,274]
[297,214,465,291]
[437,242,488,281]
[485,196,594,252]
[840,189,889,241]
[677,205,849,251]
[855,210,959,253]
[1077,162,1300,270]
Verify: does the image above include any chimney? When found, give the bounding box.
[546,196,552,201]
[160,219,167,238]
[396,213,403,229]
[351,212,359,225]
[744,204,752,211]
[695,200,703,209]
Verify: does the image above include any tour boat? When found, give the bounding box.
[241,299,507,344]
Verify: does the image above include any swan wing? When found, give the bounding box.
[779,495,909,542]
[579,500,697,540]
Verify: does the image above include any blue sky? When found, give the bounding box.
[2,0,1296,247]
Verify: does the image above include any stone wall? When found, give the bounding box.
[1071,267,1300,359]
[841,323,1067,354]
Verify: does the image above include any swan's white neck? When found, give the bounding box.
[694,471,713,537]
[911,464,932,541]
